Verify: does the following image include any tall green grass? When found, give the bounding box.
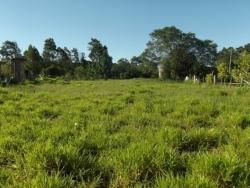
[0,79,250,187]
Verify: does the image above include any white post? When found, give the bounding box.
[158,64,165,79]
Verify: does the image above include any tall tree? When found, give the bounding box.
[88,38,112,78]
[0,41,21,60]
[217,47,238,69]
[217,62,229,83]
[24,45,42,76]
[167,47,198,79]
[233,51,250,81]
[142,26,217,79]
[56,47,70,63]
[56,47,72,74]
[63,47,72,62]
[71,48,80,64]
[113,58,140,79]
[24,45,41,62]
[131,56,143,65]
[42,38,57,62]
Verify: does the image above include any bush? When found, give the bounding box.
[74,66,88,80]
[43,65,65,77]
[205,74,214,84]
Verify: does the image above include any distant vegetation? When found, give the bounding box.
[1,25,250,187]
[0,79,250,187]
[0,26,249,83]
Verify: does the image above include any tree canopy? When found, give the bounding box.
[0,41,21,60]
[141,26,217,79]
[88,38,113,79]
[0,25,249,83]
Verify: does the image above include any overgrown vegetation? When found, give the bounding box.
[1,26,249,83]
[0,79,250,187]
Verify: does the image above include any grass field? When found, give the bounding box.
[0,79,250,187]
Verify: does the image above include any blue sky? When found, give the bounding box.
[0,0,250,61]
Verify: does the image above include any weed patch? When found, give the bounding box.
[38,109,60,120]
[176,129,226,152]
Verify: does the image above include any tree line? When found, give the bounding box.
[0,26,249,82]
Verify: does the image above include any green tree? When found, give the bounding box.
[71,48,80,64]
[24,45,43,77]
[63,47,72,62]
[88,38,112,78]
[142,26,217,79]
[234,51,250,81]
[42,38,57,62]
[56,47,70,63]
[111,58,140,79]
[137,51,158,78]
[217,62,229,83]
[131,56,142,65]
[74,66,88,79]
[80,53,88,64]
[243,43,250,53]
[167,47,198,79]
[24,45,41,62]
[217,47,238,69]
[56,47,73,77]
[0,41,21,60]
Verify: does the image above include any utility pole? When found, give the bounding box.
[229,49,233,85]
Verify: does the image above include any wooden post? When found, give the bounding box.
[213,75,216,85]
[240,74,243,87]
[229,49,233,86]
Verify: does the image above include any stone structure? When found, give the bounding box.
[11,55,26,82]
[0,60,10,78]
[157,64,165,79]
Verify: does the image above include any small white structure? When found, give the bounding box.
[185,76,190,81]
[193,75,200,84]
[157,64,165,79]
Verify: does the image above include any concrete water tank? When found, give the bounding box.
[157,64,165,79]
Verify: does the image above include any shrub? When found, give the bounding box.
[205,74,214,84]
[43,65,65,77]
[74,66,88,80]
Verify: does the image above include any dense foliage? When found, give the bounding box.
[0,79,250,187]
[0,26,250,83]
[141,26,217,80]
